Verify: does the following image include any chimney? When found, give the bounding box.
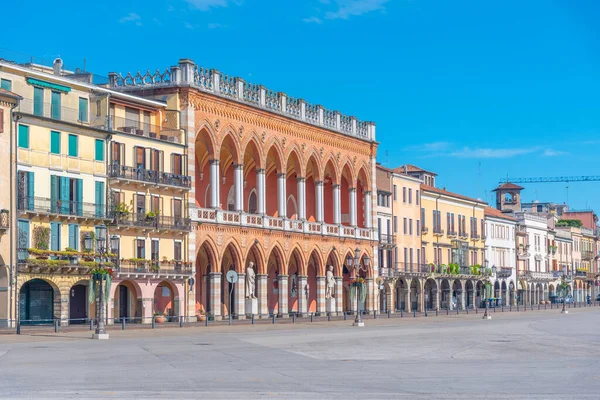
[53,58,63,75]
[403,165,407,174]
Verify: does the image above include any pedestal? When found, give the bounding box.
[561,310,568,314]
[245,298,258,315]
[92,333,110,340]
[482,315,491,320]
[353,321,365,327]
[326,298,336,313]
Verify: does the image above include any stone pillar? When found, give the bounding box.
[209,272,222,320]
[333,184,341,224]
[404,288,411,312]
[297,177,306,220]
[418,290,424,312]
[234,164,244,212]
[315,181,324,222]
[277,275,289,317]
[142,298,153,324]
[316,276,326,315]
[106,298,114,325]
[256,169,266,215]
[349,188,357,226]
[366,278,374,313]
[210,160,220,209]
[458,289,465,310]
[235,273,246,319]
[433,289,440,310]
[257,274,268,317]
[364,190,372,228]
[298,275,308,316]
[277,173,287,218]
[335,277,343,315]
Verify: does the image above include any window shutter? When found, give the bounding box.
[120,143,125,166]
[60,177,70,214]
[0,109,4,133]
[18,125,29,148]
[50,175,58,212]
[76,179,83,216]
[159,150,164,172]
[95,139,104,161]
[95,181,104,217]
[27,171,35,210]
[183,155,188,175]
[68,224,75,249]
[50,223,59,251]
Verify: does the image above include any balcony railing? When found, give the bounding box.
[379,234,396,245]
[575,270,588,277]
[421,226,429,234]
[17,196,108,219]
[433,228,444,236]
[195,207,374,241]
[496,267,513,278]
[521,271,556,281]
[458,231,468,239]
[108,164,191,189]
[16,98,101,127]
[447,230,457,238]
[581,250,594,261]
[111,212,191,231]
[471,232,480,240]
[0,210,8,230]
[108,116,183,144]
[116,260,193,275]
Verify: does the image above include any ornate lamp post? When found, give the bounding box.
[346,247,370,328]
[559,266,571,315]
[88,228,118,340]
[482,259,496,320]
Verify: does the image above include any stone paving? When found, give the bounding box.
[0,308,599,399]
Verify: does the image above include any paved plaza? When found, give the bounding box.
[0,309,599,399]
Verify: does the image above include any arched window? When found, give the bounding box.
[248,189,257,214]
[286,194,297,219]
[227,186,235,211]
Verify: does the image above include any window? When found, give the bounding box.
[68,224,79,250]
[403,217,407,234]
[432,210,437,231]
[393,216,398,233]
[95,139,104,161]
[416,190,420,205]
[96,100,101,117]
[417,249,421,266]
[172,154,183,175]
[393,185,397,201]
[68,134,78,157]
[95,182,105,218]
[33,87,43,116]
[51,91,61,120]
[151,196,161,213]
[135,146,146,168]
[173,199,182,221]
[402,187,407,203]
[18,124,29,149]
[409,248,414,268]
[111,142,124,166]
[17,220,30,261]
[404,248,408,264]
[50,222,61,251]
[409,219,413,235]
[408,188,412,204]
[50,131,61,154]
[174,241,182,261]
[416,220,420,235]
[151,240,160,263]
[136,194,146,214]
[1,79,12,91]
[421,207,425,228]
[136,239,146,259]
[78,97,88,122]
[50,176,83,215]
[149,149,163,172]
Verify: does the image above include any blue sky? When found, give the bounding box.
[4,0,600,211]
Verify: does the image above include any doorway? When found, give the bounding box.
[69,284,87,323]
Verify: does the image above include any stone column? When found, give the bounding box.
[257,274,268,317]
[59,290,69,326]
[366,278,374,313]
[458,289,465,310]
[277,173,287,218]
[433,289,440,310]
[209,272,222,320]
[234,164,244,212]
[256,169,266,215]
[210,160,220,209]
[335,277,343,315]
[349,188,357,226]
[316,276,326,314]
[418,290,424,312]
[297,177,306,220]
[277,275,289,318]
[315,181,324,222]
[404,287,411,312]
[142,298,153,324]
[235,273,246,319]
[363,190,372,228]
[106,298,114,325]
[333,184,341,224]
[298,275,308,316]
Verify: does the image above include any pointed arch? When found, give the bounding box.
[266,242,286,275]
[325,247,341,277]
[242,134,264,172]
[264,138,284,174]
[244,240,266,275]
[220,238,244,272]
[305,151,322,182]
[288,245,306,276]
[308,247,325,277]
[219,132,242,166]
[196,238,218,273]
[357,164,371,191]
[285,146,303,177]
[195,123,217,158]
[323,154,340,186]
[340,159,356,188]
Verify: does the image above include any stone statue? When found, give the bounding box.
[246,262,256,299]
[325,265,335,299]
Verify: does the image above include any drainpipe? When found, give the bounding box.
[10,98,21,329]
[435,194,441,264]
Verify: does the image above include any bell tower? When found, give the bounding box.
[492,182,524,213]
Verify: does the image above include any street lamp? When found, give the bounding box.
[346,247,370,327]
[482,260,496,320]
[559,266,571,314]
[91,226,116,340]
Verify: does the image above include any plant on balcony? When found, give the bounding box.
[470,264,481,275]
[150,264,160,273]
[25,258,69,268]
[448,263,460,274]
[27,247,52,259]
[80,261,115,269]
[32,225,50,256]
[439,264,448,274]
[145,210,159,220]
[556,219,583,228]
[127,258,147,265]
[428,263,436,273]
[113,202,131,218]
[549,245,558,254]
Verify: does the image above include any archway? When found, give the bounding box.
[509,280,515,306]
[194,128,216,208]
[494,281,501,304]
[395,278,408,311]
[243,137,262,214]
[265,143,283,217]
[357,166,370,228]
[305,153,321,222]
[466,280,474,308]
[285,149,302,219]
[452,279,462,309]
[195,240,217,317]
[501,281,508,306]
[440,279,451,309]
[287,248,302,313]
[266,245,285,316]
[410,278,420,311]
[306,250,320,314]
[114,280,140,322]
[424,278,437,310]
[340,163,353,226]
[475,281,483,308]
[220,242,241,317]
[154,281,177,320]
[69,281,89,324]
[20,279,57,324]
[323,158,338,224]
[219,133,240,210]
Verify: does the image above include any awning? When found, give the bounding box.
[26,77,71,93]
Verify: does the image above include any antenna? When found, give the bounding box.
[477,161,482,200]
[565,185,569,206]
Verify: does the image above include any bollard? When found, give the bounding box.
[292,314,295,324]
[328,313,331,322]
[545,303,547,310]
[413,310,416,318]
[180,317,184,328]
[446,308,449,316]
[510,304,512,312]
[538,304,540,311]
[456,308,459,315]
[374,311,377,320]
[205,315,209,326]
[493,306,496,313]
[517,304,519,311]
[475,307,478,314]
[466,307,468,315]
[55,319,59,333]
[531,304,533,311]
[122,318,126,331]
[344,312,347,321]
[229,314,232,326]
[90,319,94,331]
[424,309,427,317]
[400,309,403,318]
[436,309,438,316]
[501,306,504,313]
[272,314,276,324]
[388,309,391,319]
[16,321,21,335]
[310,314,313,323]
[252,314,255,325]
[152,316,156,329]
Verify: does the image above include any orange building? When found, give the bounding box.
[110,59,378,320]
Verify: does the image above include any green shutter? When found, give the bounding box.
[27,172,34,211]
[95,181,104,217]
[68,224,79,250]
[78,97,88,122]
[60,177,70,214]
[95,139,104,161]
[17,220,30,261]
[50,176,58,213]
[68,134,78,157]
[76,179,83,216]
[33,87,43,116]
[18,125,29,148]
[1,79,12,91]
[51,91,61,120]
[50,131,61,154]
[50,222,60,251]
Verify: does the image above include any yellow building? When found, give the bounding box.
[0,58,191,326]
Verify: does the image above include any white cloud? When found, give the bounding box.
[449,147,537,159]
[208,22,226,29]
[303,16,323,24]
[119,13,142,26]
[405,141,450,152]
[325,0,390,20]
[184,22,196,29]
[543,149,568,157]
[185,0,241,11]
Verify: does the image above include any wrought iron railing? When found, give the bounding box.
[496,267,513,278]
[378,234,396,245]
[116,260,192,275]
[17,196,108,219]
[107,116,183,143]
[110,212,191,231]
[0,209,8,230]
[108,164,191,189]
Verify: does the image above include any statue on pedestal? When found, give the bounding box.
[325,265,335,299]
[246,262,257,299]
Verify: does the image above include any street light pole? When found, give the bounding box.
[482,260,495,320]
[346,247,370,328]
[560,266,570,315]
[89,229,117,340]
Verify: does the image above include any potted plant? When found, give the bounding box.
[154,312,166,323]
[146,211,159,221]
[114,202,131,219]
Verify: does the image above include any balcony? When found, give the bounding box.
[116,259,193,278]
[110,212,191,232]
[108,164,191,190]
[496,267,513,278]
[582,250,594,261]
[17,196,109,220]
[421,226,429,234]
[471,232,480,240]
[379,234,396,247]
[195,208,374,241]
[447,230,457,238]
[16,98,102,129]
[433,228,444,237]
[17,251,118,275]
[108,116,183,144]
[458,231,468,240]
[521,271,556,282]
[0,209,8,231]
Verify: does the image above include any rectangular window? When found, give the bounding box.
[416,220,420,235]
[95,139,104,161]
[403,217,407,234]
[151,196,160,213]
[403,187,407,203]
[417,249,421,266]
[408,188,412,204]
[393,216,398,234]
[432,210,437,231]
[172,154,183,175]
[136,239,146,259]
[68,134,78,157]
[135,146,146,169]
[393,185,397,201]
[151,240,160,263]
[416,190,420,205]
[409,219,413,235]
[18,124,29,149]
[409,248,414,268]
[0,78,11,91]
[50,131,61,154]
[17,220,31,261]
[95,181,105,218]
[96,100,102,117]
[421,207,425,229]
[174,241,182,261]
[136,194,146,214]
[50,222,61,251]
[78,97,88,122]
[173,199,182,221]
[68,224,79,250]
[404,248,408,264]
[51,91,61,120]
[111,142,124,166]
[33,87,44,116]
